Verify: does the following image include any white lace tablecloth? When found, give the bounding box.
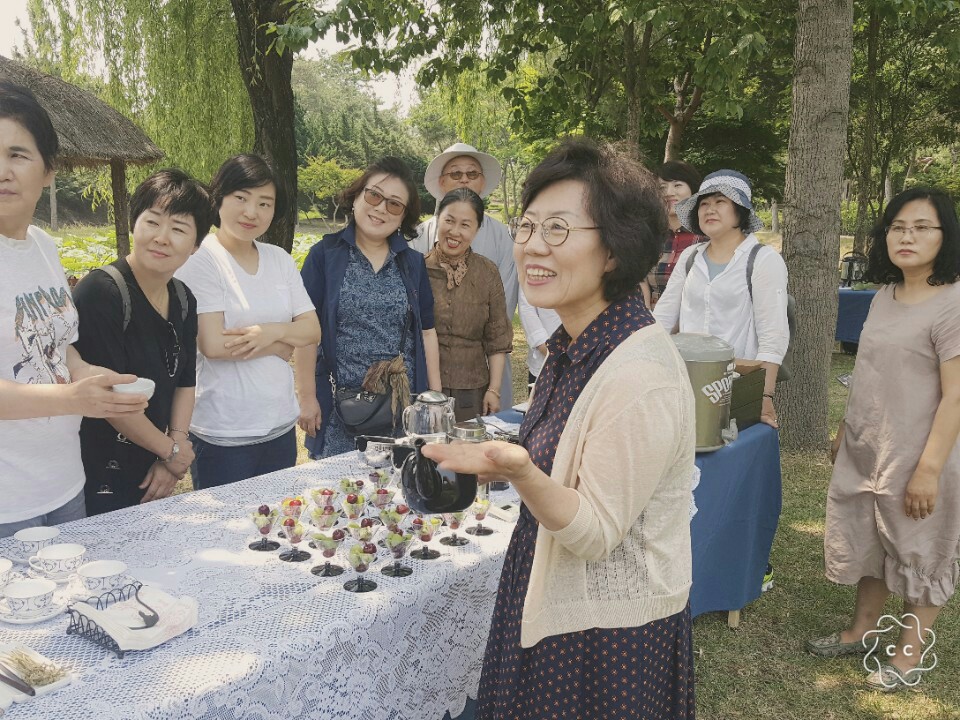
[0,454,519,720]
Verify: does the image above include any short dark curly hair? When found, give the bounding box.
[520,138,666,303]
[338,156,422,240]
[130,169,215,247]
[863,186,960,286]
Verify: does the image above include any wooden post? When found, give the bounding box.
[770,200,779,235]
[49,175,59,231]
[111,160,130,258]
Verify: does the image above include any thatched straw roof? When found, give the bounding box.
[0,55,163,167]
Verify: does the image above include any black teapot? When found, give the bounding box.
[400,439,477,514]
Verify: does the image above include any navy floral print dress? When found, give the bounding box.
[476,293,696,720]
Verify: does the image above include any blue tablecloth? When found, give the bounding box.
[836,287,877,344]
[494,411,782,619]
[691,422,782,617]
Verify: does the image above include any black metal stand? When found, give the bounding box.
[65,581,143,659]
[311,562,344,577]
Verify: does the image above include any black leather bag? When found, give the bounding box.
[332,309,409,436]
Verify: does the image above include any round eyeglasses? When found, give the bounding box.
[508,216,602,247]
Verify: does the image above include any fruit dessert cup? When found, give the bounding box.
[249,505,281,551]
[309,487,340,508]
[410,516,444,560]
[382,531,414,577]
[310,528,347,577]
[278,518,311,562]
[346,517,380,543]
[344,543,378,593]
[342,493,367,520]
[440,512,469,546]
[465,496,495,536]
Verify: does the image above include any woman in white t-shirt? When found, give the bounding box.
[176,154,320,488]
[0,81,147,537]
[517,287,561,386]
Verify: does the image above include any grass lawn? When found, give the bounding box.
[57,224,956,717]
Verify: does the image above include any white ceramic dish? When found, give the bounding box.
[112,377,155,400]
[28,543,86,580]
[0,643,74,709]
[511,401,529,413]
[0,558,12,588]
[0,598,68,625]
[12,527,60,560]
[1,578,56,619]
[77,560,128,593]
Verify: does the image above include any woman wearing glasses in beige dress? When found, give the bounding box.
[295,157,442,458]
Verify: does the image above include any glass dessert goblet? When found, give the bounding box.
[278,518,311,562]
[440,512,469,546]
[465,487,494,536]
[309,487,340,510]
[371,487,394,510]
[310,528,346,577]
[249,505,280,551]
[409,515,443,560]
[344,542,378,593]
[342,493,367,521]
[346,517,381,543]
[382,530,414,577]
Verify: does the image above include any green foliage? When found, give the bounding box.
[298,156,362,219]
[30,0,254,182]
[55,230,118,274]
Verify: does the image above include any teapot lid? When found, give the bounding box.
[449,420,489,441]
[415,390,450,404]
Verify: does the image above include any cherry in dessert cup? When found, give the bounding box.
[310,504,340,532]
[309,487,340,509]
[409,515,444,560]
[346,517,380,543]
[339,477,363,495]
[342,493,367,520]
[277,496,305,538]
[369,469,391,490]
[440,512,469,546]
[310,528,347,577]
[344,542,378,593]
[382,530,414,577]
[249,505,281,551]
[465,494,494,536]
[278,518,311,562]
[371,487,393,510]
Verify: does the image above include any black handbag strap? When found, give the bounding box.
[330,306,411,391]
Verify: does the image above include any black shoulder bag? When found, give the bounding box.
[332,309,410,436]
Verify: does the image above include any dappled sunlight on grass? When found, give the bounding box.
[789,519,826,536]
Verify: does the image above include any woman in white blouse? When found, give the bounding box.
[653,169,788,427]
[517,287,561,385]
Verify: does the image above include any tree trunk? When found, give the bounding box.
[111,160,130,258]
[852,6,879,255]
[779,0,854,451]
[623,22,652,159]
[501,159,512,220]
[230,0,297,253]
[771,200,779,234]
[49,175,58,231]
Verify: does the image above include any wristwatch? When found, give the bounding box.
[164,440,180,464]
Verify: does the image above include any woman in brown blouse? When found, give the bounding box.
[425,188,513,421]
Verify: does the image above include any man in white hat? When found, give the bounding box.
[413,142,519,407]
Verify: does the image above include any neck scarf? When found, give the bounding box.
[431,244,471,290]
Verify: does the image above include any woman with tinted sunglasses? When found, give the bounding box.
[295,157,442,458]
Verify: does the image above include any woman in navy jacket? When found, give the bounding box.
[295,157,441,458]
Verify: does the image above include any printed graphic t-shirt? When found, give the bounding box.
[0,226,84,523]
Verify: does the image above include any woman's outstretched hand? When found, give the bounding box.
[422,440,534,486]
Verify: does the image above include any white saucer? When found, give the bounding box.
[0,600,69,625]
[26,568,75,585]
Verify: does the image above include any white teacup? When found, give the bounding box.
[77,560,128,593]
[13,526,60,560]
[112,377,155,400]
[3,578,56,618]
[0,558,12,588]
[28,543,86,580]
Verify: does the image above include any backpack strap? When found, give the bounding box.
[171,278,189,323]
[744,243,765,302]
[99,265,132,331]
[684,245,703,276]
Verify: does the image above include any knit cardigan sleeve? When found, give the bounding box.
[544,364,687,562]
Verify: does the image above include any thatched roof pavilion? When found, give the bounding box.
[0,55,163,255]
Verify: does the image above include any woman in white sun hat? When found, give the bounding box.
[653,169,788,429]
[412,143,519,407]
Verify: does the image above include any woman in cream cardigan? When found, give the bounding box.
[426,139,697,719]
